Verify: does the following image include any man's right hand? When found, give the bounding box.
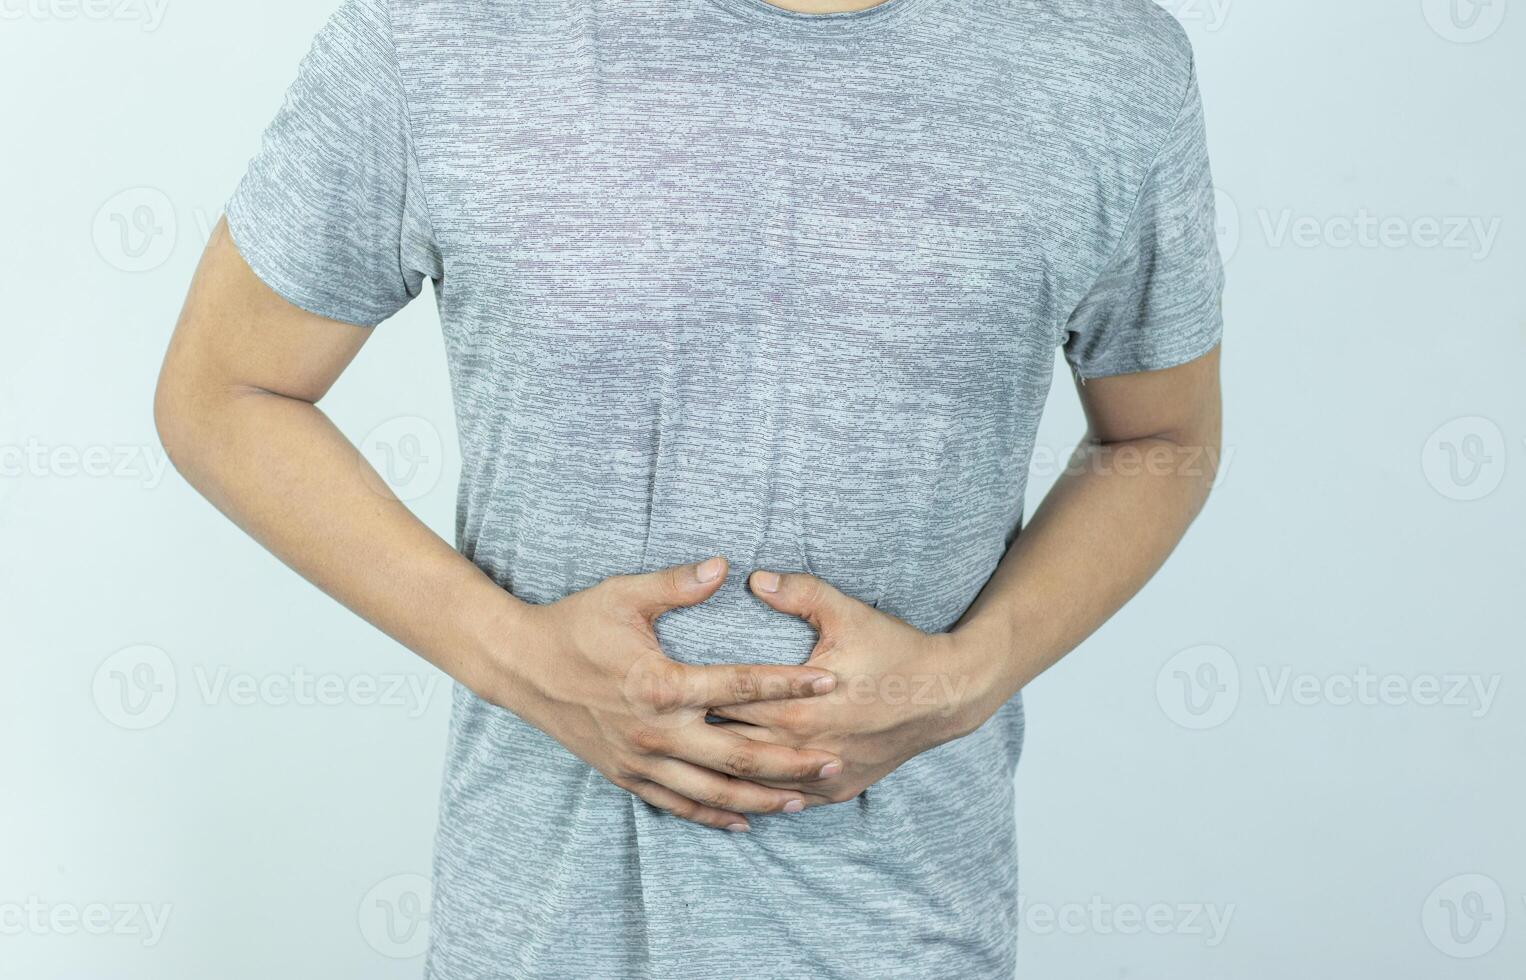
[488,557,844,832]
[156,230,839,834]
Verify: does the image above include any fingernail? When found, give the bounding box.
[726,822,750,833]
[696,557,725,583]
[810,674,836,694]
[753,571,780,593]
[783,799,804,814]
[818,762,842,779]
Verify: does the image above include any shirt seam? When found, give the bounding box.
[1058,55,1199,357]
[381,0,440,275]
[706,0,934,36]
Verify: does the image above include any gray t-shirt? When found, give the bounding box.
[227,0,1224,975]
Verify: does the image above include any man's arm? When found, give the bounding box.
[709,348,1221,804]
[949,345,1222,723]
[154,221,845,831]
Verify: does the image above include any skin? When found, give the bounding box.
[693,12,1222,792]
[710,356,1224,806]
[158,210,1219,828]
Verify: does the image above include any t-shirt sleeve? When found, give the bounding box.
[1062,64,1224,380]
[225,0,440,328]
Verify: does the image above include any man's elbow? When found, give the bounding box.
[153,356,213,476]
[1188,424,1222,517]
[153,373,185,474]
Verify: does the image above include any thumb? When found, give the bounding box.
[619,556,728,620]
[748,570,854,632]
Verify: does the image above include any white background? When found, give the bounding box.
[2,0,1523,976]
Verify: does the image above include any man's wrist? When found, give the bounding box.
[456,578,543,712]
[942,612,1031,739]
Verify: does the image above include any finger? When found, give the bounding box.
[673,725,842,783]
[627,779,751,833]
[709,724,843,808]
[647,758,808,815]
[705,700,789,727]
[711,720,773,740]
[618,556,729,620]
[680,662,836,708]
[749,570,856,631]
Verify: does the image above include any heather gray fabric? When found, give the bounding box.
[226,0,1223,975]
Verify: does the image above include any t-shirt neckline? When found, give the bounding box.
[706,0,934,32]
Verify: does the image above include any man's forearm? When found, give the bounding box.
[947,432,1219,733]
[155,382,525,702]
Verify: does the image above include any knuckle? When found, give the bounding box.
[729,669,761,703]
[699,788,734,811]
[628,726,669,755]
[723,748,757,778]
[641,664,689,713]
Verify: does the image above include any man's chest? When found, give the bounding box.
[413,33,1107,350]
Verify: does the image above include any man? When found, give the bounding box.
[154,0,1224,974]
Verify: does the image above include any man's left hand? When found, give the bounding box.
[707,570,993,808]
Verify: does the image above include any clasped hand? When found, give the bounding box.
[498,557,980,832]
